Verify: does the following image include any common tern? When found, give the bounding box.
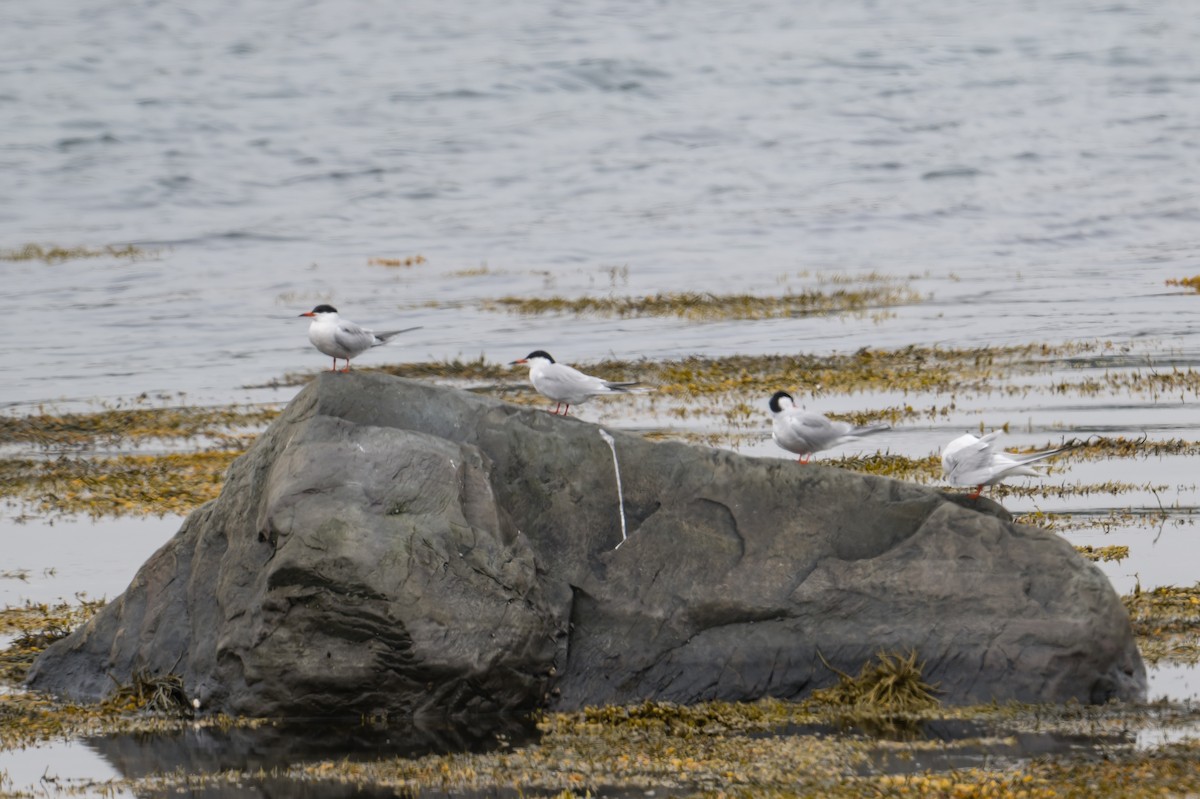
[298,304,419,372]
[510,351,641,415]
[768,390,889,463]
[941,431,1074,498]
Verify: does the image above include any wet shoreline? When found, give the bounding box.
[3,341,1199,796]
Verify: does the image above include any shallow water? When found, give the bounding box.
[3,0,1200,793]
[1,709,1197,797]
[5,0,1200,408]
[0,740,133,799]
[0,515,176,607]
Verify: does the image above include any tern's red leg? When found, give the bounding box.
[797,454,811,464]
[968,485,983,499]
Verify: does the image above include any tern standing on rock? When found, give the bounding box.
[299,304,419,372]
[941,431,1074,498]
[768,390,890,463]
[510,350,642,415]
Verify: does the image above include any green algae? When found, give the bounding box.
[812,650,940,716]
[1074,545,1131,563]
[1064,436,1200,460]
[830,452,943,482]
[1123,584,1200,665]
[266,340,1140,399]
[1051,368,1200,399]
[509,343,1165,403]
[447,263,496,277]
[0,243,154,263]
[0,404,279,450]
[1166,275,1200,292]
[480,285,925,320]
[369,254,426,267]
[1015,506,1195,535]
[106,671,192,715]
[0,599,105,684]
[1,450,237,518]
[998,480,1174,499]
[380,355,517,381]
[629,348,1004,396]
[862,749,1200,799]
[0,402,279,519]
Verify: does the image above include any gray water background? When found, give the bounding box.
[3,1,1200,793]
[3,0,1200,408]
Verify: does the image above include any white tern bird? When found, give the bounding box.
[298,304,419,372]
[941,431,1074,498]
[510,350,641,415]
[768,390,890,463]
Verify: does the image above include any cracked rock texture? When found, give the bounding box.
[27,373,1146,716]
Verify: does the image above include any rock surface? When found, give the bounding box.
[27,373,1146,716]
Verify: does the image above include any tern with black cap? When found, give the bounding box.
[510,351,642,415]
[298,304,419,372]
[768,390,889,463]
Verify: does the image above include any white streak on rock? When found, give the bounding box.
[599,429,627,549]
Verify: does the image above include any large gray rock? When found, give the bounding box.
[26,373,1146,716]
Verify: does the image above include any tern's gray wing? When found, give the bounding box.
[333,321,374,355]
[538,363,610,402]
[373,326,422,344]
[978,442,1075,484]
[781,411,853,453]
[848,421,890,438]
[943,432,1007,485]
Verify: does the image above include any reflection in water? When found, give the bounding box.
[1146,662,1200,705]
[855,719,1134,775]
[767,716,1137,775]
[84,715,538,798]
[74,713,1191,798]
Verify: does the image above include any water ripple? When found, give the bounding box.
[2,0,1200,407]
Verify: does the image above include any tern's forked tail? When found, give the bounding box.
[604,380,652,394]
[374,326,422,344]
[849,421,891,437]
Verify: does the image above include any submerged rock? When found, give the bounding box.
[27,373,1146,716]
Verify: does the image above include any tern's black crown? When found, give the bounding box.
[768,390,793,413]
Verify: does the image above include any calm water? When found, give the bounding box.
[3,0,1200,794]
[3,0,1200,407]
